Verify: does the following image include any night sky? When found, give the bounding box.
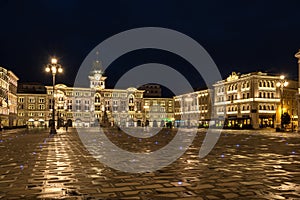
[1,0,300,91]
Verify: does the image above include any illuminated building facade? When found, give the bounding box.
[279,79,298,129]
[40,60,162,128]
[44,84,145,128]
[0,67,9,126]
[17,83,48,127]
[0,67,20,127]
[173,89,213,127]
[8,71,19,127]
[143,97,174,127]
[213,72,297,129]
[10,56,297,130]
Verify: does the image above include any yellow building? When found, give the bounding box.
[0,67,20,128]
[17,83,48,127]
[8,71,19,127]
[213,72,297,129]
[143,97,174,127]
[174,89,213,128]
[0,67,9,126]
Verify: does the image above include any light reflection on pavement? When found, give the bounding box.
[0,128,299,199]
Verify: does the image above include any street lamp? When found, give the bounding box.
[276,75,288,130]
[45,57,63,134]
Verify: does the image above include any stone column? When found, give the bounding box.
[294,50,300,132]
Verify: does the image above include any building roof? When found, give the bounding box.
[17,82,47,94]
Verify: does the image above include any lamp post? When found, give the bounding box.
[45,58,63,134]
[276,75,288,130]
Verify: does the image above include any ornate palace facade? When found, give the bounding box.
[1,61,297,130]
[17,61,174,128]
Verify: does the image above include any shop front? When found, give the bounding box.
[259,115,275,128]
[224,115,252,129]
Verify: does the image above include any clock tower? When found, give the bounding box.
[88,53,107,90]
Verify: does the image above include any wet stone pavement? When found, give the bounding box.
[0,128,300,199]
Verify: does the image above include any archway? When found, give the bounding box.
[67,119,73,127]
[137,120,142,126]
[160,120,165,127]
[153,120,158,127]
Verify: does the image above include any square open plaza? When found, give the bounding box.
[0,52,300,199]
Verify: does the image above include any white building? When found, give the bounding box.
[213,71,297,129]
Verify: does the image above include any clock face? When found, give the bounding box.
[95,74,101,80]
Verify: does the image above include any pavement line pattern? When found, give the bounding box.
[0,128,300,199]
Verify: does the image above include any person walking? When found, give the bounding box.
[65,123,68,132]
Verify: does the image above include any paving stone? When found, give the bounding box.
[0,128,300,199]
[206,195,220,199]
[212,188,231,193]
[187,184,214,190]
[88,192,117,198]
[216,182,239,187]
[154,193,179,198]
[101,186,132,193]
[114,182,141,187]
[222,193,239,199]
[240,181,263,185]
[135,184,163,189]
[156,187,186,192]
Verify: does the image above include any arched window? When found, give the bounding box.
[267,81,270,87]
[247,105,250,110]
[129,95,134,103]
[95,94,100,103]
[246,81,250,88]
[263,105,266,110]
[263,81,266,87]
[259,92,262,98]
[259,105,262,110]
[259,81,262,87]
[271,105,274,110]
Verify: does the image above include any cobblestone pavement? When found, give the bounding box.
[0,127,300,199]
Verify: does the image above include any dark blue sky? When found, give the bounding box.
[1,0,300,88]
